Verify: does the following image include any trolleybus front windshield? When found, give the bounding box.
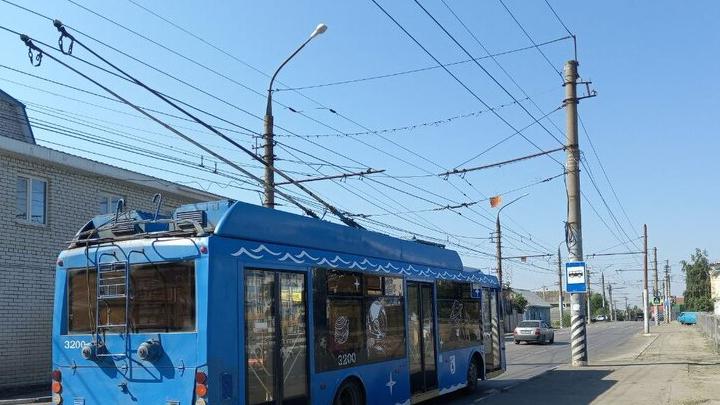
[67,261,196,333]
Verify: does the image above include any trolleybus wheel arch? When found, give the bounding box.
[333,377,365,405]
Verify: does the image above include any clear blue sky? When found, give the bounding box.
[1,1,718,307]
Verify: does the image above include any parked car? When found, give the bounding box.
[677,312,697,325]
[595,315,607,322]
[513,320,554,344]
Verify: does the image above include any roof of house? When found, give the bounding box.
[0,87,36,144]
[513,288,552,308]
[0,133,221,202]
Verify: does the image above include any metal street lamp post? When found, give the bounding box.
[263,23,327,208]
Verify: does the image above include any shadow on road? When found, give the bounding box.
[478,369,616,404]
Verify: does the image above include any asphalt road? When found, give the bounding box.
[435,321,642,404]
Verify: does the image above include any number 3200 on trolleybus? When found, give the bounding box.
[52,199,505,404]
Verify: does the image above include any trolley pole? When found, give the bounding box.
[653,247,659,326]
[558,247,564,328]
[643,224,650,334]
[564,60,587,366]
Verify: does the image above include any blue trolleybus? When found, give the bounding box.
[52,200,505,404]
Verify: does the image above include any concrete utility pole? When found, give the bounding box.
[558,247,564,328]
[586,270,592,320]
[608,284,614,321]
[495,194,527,334]
[653,247,659,326]
[643,224,650,334]
[263,24,327,208]
[625,297,629,320]
[665,260,672,323]
[564,60,588,366]
[601,272,607,310]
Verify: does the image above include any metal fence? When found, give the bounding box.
[696,312,720,352]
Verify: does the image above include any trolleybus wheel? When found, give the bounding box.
[464,359,479,393]
[334,379,364,405]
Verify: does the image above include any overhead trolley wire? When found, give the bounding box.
[17,34,335,224]
[47,24,368,227]
[273,35,573,92]
[497,0,563,78]
[370,0,563,169]
[411,0,565,156]
[59,0,551,253]
[4,2,552,256]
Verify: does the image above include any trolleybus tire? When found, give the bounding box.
[333,378,365,405]
[464,358,479,394]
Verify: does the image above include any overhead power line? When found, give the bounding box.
[274,35,572,91]
[440,146,565,177]
[497,0,563,78]
[369,0,563,169]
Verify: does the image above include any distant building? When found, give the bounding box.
[513,288,552,324]
[0,88,219,391]
[537,289,570,324]
[710,262,720,316]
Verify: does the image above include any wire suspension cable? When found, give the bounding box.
[18,33,327,222]
[48,23,364,228]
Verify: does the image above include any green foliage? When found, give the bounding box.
[682,249,713,312]
[562,312,571,327]
[589,292,606,317]
[511,293,528,313]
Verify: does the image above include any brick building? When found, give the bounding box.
[0,89,218,391]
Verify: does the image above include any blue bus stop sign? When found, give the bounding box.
[565,261,587,293]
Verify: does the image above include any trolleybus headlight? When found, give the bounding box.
[137,340,162,361]
[51,369,62,403]
[51,369,62,382]
[51,393,62,404]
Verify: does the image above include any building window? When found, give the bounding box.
[99,194,123,215]
[16,176,46,224]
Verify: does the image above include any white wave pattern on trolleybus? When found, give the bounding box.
[230,243,499,285]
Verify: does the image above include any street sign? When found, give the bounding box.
[653,296,661,305]
[565,261,587,293]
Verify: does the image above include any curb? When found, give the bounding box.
[0,397,50,405]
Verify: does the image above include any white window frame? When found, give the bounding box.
[16,175,48,225]
[98,193,124,215]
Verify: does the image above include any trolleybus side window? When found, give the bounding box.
[437,281,482,351]
[67,261,196,333]
[313,268,405,371]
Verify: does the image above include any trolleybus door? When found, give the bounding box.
[482,287,501,373]
[407,281,438,394]
[245,269,308,405]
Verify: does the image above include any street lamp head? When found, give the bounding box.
[310,23,327,39]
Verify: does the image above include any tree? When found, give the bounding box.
[589,292,606,317]
[682,249,714,312]
[511,292,528,314]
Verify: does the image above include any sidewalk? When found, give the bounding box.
[482,322,720,404]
